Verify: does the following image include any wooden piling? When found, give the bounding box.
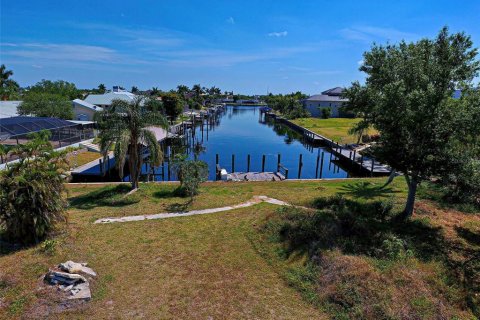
[262,155,266,172]
[315,154,320,179]
[277,154,281,171]
[232,154,235,173]
[298,154,303,179]
[319,152,324,179]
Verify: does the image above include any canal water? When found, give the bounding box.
[156,105,349,180]
[73,105,353,182]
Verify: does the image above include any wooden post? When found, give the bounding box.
[353,150,356,164]
[349,151,352,160]
[232,154,235,173]
[285,168,289,179]
[216,154,219,166]
[162,161,165,181]
[247,154,251,172]
[167,157,171,181]
[319,152,325,179]
[371,159,375,177]
[262,155,266,172]
[315,154,320,179]
[277,154,281,171]
[298,154,303,179]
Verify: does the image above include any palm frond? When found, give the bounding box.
[141,129,163,166]
[114,130,131,179]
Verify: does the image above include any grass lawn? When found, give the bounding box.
[67,151,102,169]
[291,118,378,144]
[0,178,478,319]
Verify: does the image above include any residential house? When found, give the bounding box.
[72,99,103,121]
[303,87,349,118]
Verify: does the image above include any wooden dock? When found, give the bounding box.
[265,114,392,175]
[227,172,285,181]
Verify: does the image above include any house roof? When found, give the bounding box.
[84,92,137,106]
[305,94,348,102]
[72,99,103,111]
[321,87,344,96]
[0,101,22,119]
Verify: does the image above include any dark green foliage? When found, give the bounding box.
[172,155,208,199]
[18,92,74,119]
[0,131,68,244]
[343,27,480,219]
[27,79,80,100]
[161,92,184,121]
[0,64,20,100]
[320,107,331,119]
[265,92,310,119]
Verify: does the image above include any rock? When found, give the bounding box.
[69,282,91,300]
[52,271,87,282]
[59,261,97,277]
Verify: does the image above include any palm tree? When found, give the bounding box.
[97,83,106,94]
[0,64,14,87]
[151,87,160,96]
[0,64,19,100]
[97,97,168,189]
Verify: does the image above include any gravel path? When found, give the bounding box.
[94,195,297,224]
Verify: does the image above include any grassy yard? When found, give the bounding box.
[0,179,478,319]
[66,151,102,169]
[291,118,378,144]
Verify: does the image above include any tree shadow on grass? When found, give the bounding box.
[338,181,399,199]
[69,184,140,210]
[456,226,480,247]
[165,199,193,212]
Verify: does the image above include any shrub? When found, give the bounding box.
[172,155,208,199]
[0,131,68,244]
[320,107,331,119]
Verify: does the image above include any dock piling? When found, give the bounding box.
[298,154,303,179]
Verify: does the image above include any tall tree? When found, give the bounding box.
[176,85,190,97]
[97,97,168,189]
[28,79,80,100]
[343,27,480,220]
[162,92,184,121]
[18,92,74,119]
[192,84,203,98]
[0,64,20,100]
[97,83,107,94]
[131,86,139,93]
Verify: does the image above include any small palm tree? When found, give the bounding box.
[0,64,14,86]
[97,97,168,189]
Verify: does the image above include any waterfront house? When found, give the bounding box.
[84,87,138,109]
[303,87,349,118]
[72,99,103,121]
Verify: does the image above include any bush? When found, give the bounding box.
[320,107,331,119]
[0,131,68,244]
[172,155,208,199]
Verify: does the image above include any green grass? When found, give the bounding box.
[0,178,478,319]
[291,118,378,144]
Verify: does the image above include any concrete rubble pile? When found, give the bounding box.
[44,261,97,300]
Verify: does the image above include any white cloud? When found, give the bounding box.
[268,31,288,37]
[226,17,235,24]
[357,59,364,66]
[1,42,122,63]
[340,26,418,42]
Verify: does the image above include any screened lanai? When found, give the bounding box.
[0,116,95,150]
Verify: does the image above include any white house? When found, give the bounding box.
[84,91,138,109]
[0,101,22,118]
[72,99,103,121]
[303,87,349,118]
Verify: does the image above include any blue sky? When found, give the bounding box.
[1,0,479,94]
